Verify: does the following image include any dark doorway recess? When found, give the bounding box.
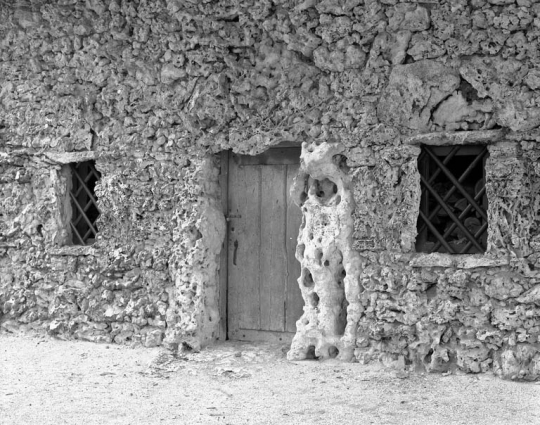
[416,145,489,254]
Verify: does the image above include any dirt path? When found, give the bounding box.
[1,331,539,425]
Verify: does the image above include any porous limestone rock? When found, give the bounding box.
[378,61,461,132]
[1,0,540,381]
[288,142,361,361]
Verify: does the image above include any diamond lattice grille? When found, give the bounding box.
[70,161,101,245]
[416,145,489,254]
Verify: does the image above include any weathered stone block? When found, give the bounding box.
[378,60,460,132]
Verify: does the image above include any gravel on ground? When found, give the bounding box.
[1,331,540,425]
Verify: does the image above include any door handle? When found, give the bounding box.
[233,240,239,265]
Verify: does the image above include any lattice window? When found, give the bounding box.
[70,161,101,245]
[416,145,489,254]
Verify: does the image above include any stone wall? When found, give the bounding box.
[1,0,540,379]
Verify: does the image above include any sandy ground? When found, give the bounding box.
[1,331,540,425]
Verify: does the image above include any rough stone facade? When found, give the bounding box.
[1,0,540,380]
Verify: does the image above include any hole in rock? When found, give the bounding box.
[424,349,434,364]
[36,224,43,236]
[306,345,319,360]
[332,154,350,173]
[312,178,338,205]
[328,346,339,358]
[459,78,481,103]
[324,260,330,267]
[337,298,348,336]
[300,191,308,205]
[182,342,195,351]
[334,195,341,205]
[303,270,314,287]
[310,292,320,307]
[309,233,314,240]
[221,15,240,22]
[341,268,347,277]
[403,54,414,64]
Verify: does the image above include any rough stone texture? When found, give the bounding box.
[1,0,540,380]
[288,141,360,361]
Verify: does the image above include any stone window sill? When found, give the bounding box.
[47,246,97,256]
[45,151,97,164]
[404,130,503,146]
[408,253,509,268]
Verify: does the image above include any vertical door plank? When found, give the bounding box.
[285,164,304,332]
[259,165,287,332]
[218,151,229,340]
[228,162,261,335]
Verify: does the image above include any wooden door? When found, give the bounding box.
[225,147,304,343]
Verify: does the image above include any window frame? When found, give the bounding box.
[415,144,489,255]
[68,160,101,246]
